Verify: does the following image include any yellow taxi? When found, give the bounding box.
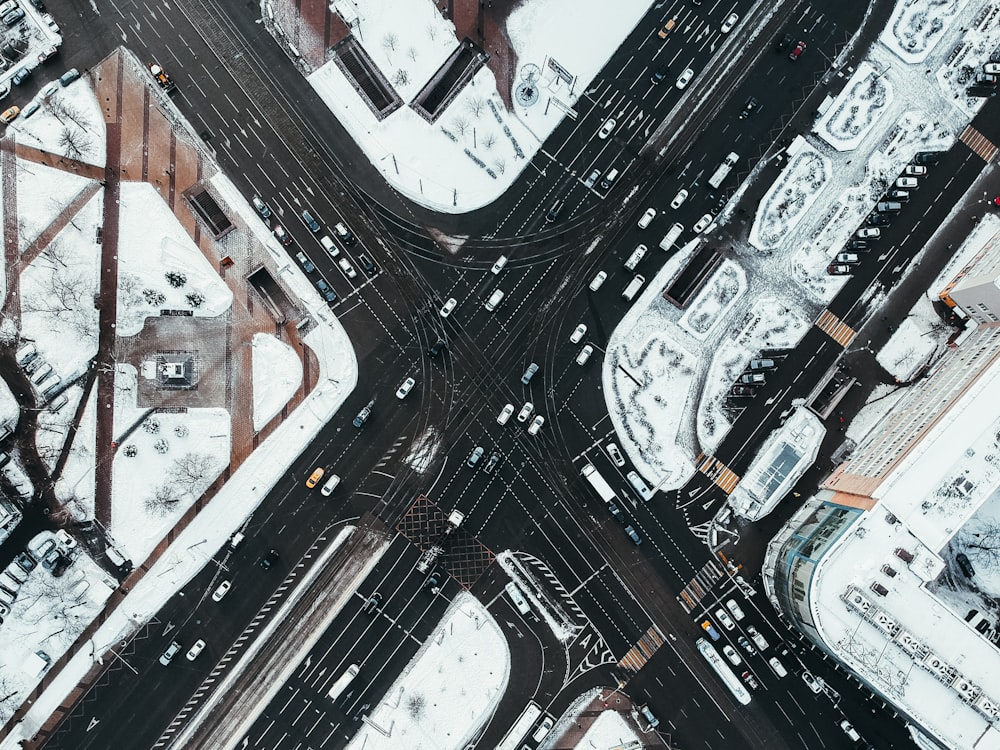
[0,106,20,124]
[306,466,325,488]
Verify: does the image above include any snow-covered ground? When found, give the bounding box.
[289,0,651,212]
[9,76,106,168]
[346,592,509,750]
[251,332,302,432]
[605,0,1000,490]
[875,294,952,382]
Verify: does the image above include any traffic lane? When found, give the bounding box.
[567,563,654,657]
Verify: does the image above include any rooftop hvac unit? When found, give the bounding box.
[845,587,872,613]
[895,630,923,655]
[974,694,1000,720]
[953,677,980,702]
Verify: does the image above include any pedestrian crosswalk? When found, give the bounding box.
[698,455,740,493]
[676,558,727,613]
[616,624,667,673]
[815,309,856,347]
[959,125,998,163]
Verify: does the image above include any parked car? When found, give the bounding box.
[295,252,315,273]
[730,385,756,397]
[362,592,382,613]
[497,403,515,425]
[701,620,721,641]
[904,165,927,176]
[866,212,891,227]
[300,210,320,233]
[638,208,656,229]
[624,525,642,545]
[337,257,357,279]
[725,599,746,620]
[467,446,484,467]
[333,222,356,245]
[895,177,918,189]
[845,240,868,250]
[0,106,18,124]
[714,608,736,630]
[741,671,760,690]
[273,225,293,246]
[358,254,377,274]
[827,264,853,275]
[484,451,501,474]
[589,271,607,291]
[321,472,341,495]
[212,580,231,601]
[775,33,793,53]
[693,213,713,233]
[575,345,594,365]
[606,443,625,467]
[723,645,742,665]
[836,252,860,264]
[739,96,759,119]
[11,67,30,86]
[675,68,694,89]
[252,196,271,218]
[159,641,182,666]
[527,415,545,435]
[517,402,533,423]
[739,372,765,385]
[598,118,616,139]
[316,279,337,303]
[801,670,822,693]
[856,227,881,239]
[749,358,775,370]
[738,635,756,655]
[186,639,206,661]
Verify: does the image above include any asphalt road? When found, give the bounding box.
[25,0,990,748]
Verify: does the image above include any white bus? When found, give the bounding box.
[495,700,542,750]
[696,638,751,705]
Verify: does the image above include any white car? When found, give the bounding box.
[721,13,738,33]
[527,415,545,435]
[497,403,515,425]
[694,213,713,233]
[589,271,607,291]
[570,323,587,344]
[714,608,736,630]
[338,257,357,279]
[396,377,415,399]
[440,297,457,317]
[491,255,508,274]
[517,402,533,423]
[637,208,656,229]
[725,598,746,620]
[904,165,927,176]
[598,118,616,139]
[670,189,689,209]
[986,62,1000,74]
[576,345,593,365]
[186,639,206,661]
[676,68,694,89]
[722,645,742,666]
[212,580,231,602]
[606,442,625,467]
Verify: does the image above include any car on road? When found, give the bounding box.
[306,467,325,488]
[212,580,231,601]
[721,13,739,33]
[657,19,677,38]
[714,608,736,630]
[741,671,760,690]
[333,222,355,245]
[726,599,746,620]
[775,33,793,53]
[624,525,642,545]
[701,620,721,641]
[440,297,457,317]
[295,252,315,273]
[606,442,625,467]
[527,415,545,436]
[484,451,501,474]
[273,225,292,246]
[337,257,357,279]
[739,96,759,119]
[801,670,822,693]
[186,639,206,661]
[497,403,515,425]
[739,372,765,385]
[693,213,713,233]
[320,474,341,496]
[904,165,927,176]
[353,403,372,428]
[828,264,852,275]
[570,323,587,344]
[789,40,807,61]
[650,67,668,85]
[428,338,446,357]
[589,271,607,291]
[251,196,270,219]
[467,446,484,467]
[522,362,539,385]
[0,105,19,124]
[670,189,689,209]
[490,255,508,274]
[576,344,594,365]
[301,210,320,233]
[738,635,756,655]
[835,252,860,264]
[606,501,624,522]
[723,645,742,665]
[675,68,694,89]
[895,177,918,188]
[517,402,533,423]
[260,549,279,569]
[598,118,616,139]
[316,279,337,303]
[638,208,656,229]
[396,377,415,399]
[159,641,181,666]
[856,227,881,239]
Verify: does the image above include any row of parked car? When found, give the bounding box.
[731,357,777,396]
[828,156,937,275]
[0,530,78,623]
[16,342,67,411]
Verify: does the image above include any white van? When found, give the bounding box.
[484,289,504,311]
[328,664,360,701]
[622,275,646,302]
[660,223,684,251]
[624,244,647,271]
[505,581,531,616]
[319,236,339,257]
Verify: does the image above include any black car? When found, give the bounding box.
[913,151,940,165]
[483,451,501,474]
[775,33,793,53]
[260,549,279,569]
[956,552,976,577]
[295,252,315,273]
[358,254,377,274]
[730,385,756,397]
[428,338,446,356]
[739,96,759,119]
[424,569,444,593]
[301,210,320,233]
[866,212,891,226]
[650,67,668,85]
[316,278,337,303]
[845,240,868,251]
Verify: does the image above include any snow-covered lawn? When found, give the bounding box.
[9,76,107,168]
[876,294,952,382]
[678,261,745,341]
[749,144,832,250]
[294,0,651,212]
[346,592,509,750]
[0,376,17,434]
[116,183,233,337]
[817,63,891,151]
[252,333,302,432]
[562,707,641,750]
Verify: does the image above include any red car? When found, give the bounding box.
[789,41,807,61]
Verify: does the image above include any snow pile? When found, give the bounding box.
[10,77,107,167]
[251,333,302,432]
[18,192,103,380]
[303,0,651,212]
[749,143,832,250]
[817,62,891,151]
[0,376,18,432]
[111,364,231,563]
[403,425,443,474]
[935,2,1000,114]
[116,183,233,337]
[346,592,509,750]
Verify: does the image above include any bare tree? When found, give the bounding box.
[961,523,1000,571]
[482,132,497,150]
[145,482,182,516]
[171,452,218,498]
[392,69,410,87]
[59,125,95,161]
[492,158,506,175]
[453,117,470,137]
[407,46,418,63]
[465,97,486,118]
[21,245,97,342]
[382,33,399,56]
[48,98,91,132]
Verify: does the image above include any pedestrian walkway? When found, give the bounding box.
[697,454,740,493]
[959,125,998,163]
[676,557,726,613]
[616,624,667,673]
[816,308,857,347]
